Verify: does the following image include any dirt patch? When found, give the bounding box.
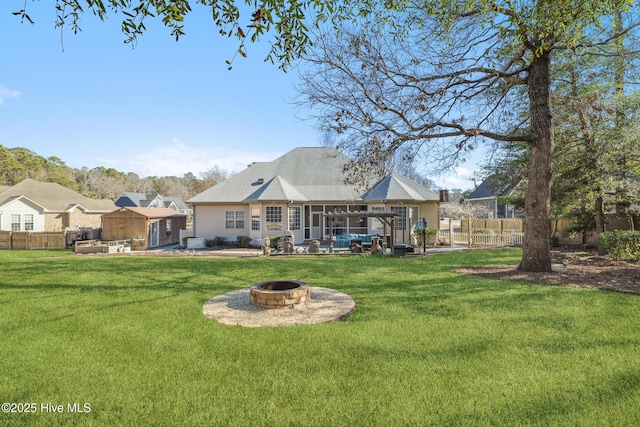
[456,246,640,294]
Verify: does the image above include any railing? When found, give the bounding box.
[438,230,524,246]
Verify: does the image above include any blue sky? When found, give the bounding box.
[0,3,477,190]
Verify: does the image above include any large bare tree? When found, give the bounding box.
[297,1,639,271]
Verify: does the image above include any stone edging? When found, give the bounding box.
[203,287,355,327]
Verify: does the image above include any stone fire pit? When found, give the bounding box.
[249,280,310,309]
[203,283,355,327]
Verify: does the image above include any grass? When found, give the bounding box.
[1,249,640,426]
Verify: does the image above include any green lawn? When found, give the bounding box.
[1,249,639,426]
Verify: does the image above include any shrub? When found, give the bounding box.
[213,236,228,246]
[600,230,640,261]
[130,239,146,251]
[204,237,228,248]
[237,236,253,248]
[267,235,282,249]
[412,226,437,247]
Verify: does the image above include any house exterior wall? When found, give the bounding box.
[193,202,440,246]
[193,204,250,242]
[389,202,440,245]
[44,210,105,231]
[67,210,104,229]
[0,200,45,231]
[193,203,307,245]
[45,212,65,231]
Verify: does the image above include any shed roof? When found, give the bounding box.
[104,207,187,219]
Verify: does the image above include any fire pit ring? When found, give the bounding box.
[249,280,310,309]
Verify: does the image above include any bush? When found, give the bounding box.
[205,237,228,248]
[267,235,282,249]
[412,227,437,247]
[130,239,146,251]
[600,230,640,261]
[237,236,253,248]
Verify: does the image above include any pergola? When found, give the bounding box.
[323,210,398,253]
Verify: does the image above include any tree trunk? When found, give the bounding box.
[595,194,606,255]
[519,52,553,272]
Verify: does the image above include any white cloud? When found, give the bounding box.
[0,86,22,106]
[121,139,284,178]
[432,164,477,191]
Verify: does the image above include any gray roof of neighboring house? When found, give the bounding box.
[360,173,440,202]
[0,179,116,212]
[116,192,188,210]
[467,176,518,200]
[188,147,368,203]
[162,197,189,210]
[115,192,160,208]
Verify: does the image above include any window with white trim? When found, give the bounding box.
[288,207,301,231]
[11,214,21,231]
[225,211,245,229]
[391,206,407,230]
[265,206,282,231]
[409,207,419,229]
[24,214,34,231]
[251,207,260,231]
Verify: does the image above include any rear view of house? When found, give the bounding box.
[188,147,441,246]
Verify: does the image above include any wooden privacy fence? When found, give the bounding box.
[460,218,523,233]
[0,231,68,250]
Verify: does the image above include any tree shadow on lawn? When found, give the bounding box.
[345,273,554,321]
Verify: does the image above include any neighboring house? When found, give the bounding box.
[101,207,187,249]
[115,192,191,216]
[0,179,116,232]
[188,147,441,245]
[466,177,520,218]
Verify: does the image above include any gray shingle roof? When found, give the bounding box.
[115,192,159,208]
[0,179,116,212]
[188,147,366,203]
[162,197,188,210]
[244,175,309,202]
[467,176,518,200]
[188,147,439,205]
[360,173,440,202]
